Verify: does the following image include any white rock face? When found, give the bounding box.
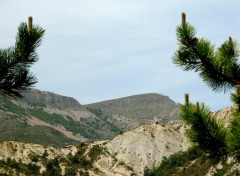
[212,105,236,127]
[95,122,190,176]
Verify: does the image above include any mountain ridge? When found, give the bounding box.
[85,92,180,130]
[19,89,81,107]
[0,89,181,146]
[84,93,176,105]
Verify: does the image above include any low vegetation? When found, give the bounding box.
[0,157,40,175]
[0,143,107,175]
[145,146,238,176]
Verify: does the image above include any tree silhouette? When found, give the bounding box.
[173,13,240,93]
[0,17,44,96]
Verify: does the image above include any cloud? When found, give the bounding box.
[0,0,239,111]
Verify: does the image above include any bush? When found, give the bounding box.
[146,146,203,176]
[0,158,40,175]
[43,158,61,176]
[29,153,39,162]
[88,145,103,162]
[65,167,77,176]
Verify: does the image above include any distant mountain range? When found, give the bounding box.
[0,89,180,146]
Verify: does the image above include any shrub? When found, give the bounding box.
[43,158,61,176]
[29,153,39,162]
[65,167,78,176]
[88,145,103,162]
[146,146,203,176]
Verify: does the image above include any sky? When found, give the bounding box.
[1,0,240,111]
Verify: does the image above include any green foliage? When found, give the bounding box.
[231,85,240,111]
[227,113,240,160]
[29,107,114,140]
[0,18,44,96]
[147,146,236,176]
[173,15,240,92]
[0,96,27,115]
[231,93,240,106]
[29,153,39,162]
[146,146,204,176]
[0,125,79,147]
[87,107,103,116]
[0,94,122,144]
[65,167,78,176]
[43,158,61,176]
[64,143,92,174]
[88,145,104,162]
[154,13,240,176]
[29,108,90,137]
[214,162,234,176]
[181,103,228,158]
[0,157,40,175]
[87,107,121,134]
[67,153,92,168]
[42,149,49,158]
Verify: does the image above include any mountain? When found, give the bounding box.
[0,89,180,147]
[85,93,180,130]
[0,89,120,146]
[0,97,238,175]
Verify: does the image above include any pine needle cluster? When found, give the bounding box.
[0,17,44,96]
[173,13,240,93]
[181,103,227,158]
[173,13,240,159]
[181,90,240,161]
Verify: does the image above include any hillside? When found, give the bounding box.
[0,122,190,176]
[0,104,239,175]
[0,90,120,146]
[0,89,180,147]
[86,93,180,130]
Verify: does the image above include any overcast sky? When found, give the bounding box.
[1,0,240,111]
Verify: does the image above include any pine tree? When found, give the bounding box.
[173,13,231,158]
[0,17,44,96]
[173,13,240,93]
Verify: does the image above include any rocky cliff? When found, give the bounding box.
[19,89,81,107]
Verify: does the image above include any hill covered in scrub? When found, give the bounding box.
[0,89,180,147]
[85,93,180,130]
[1,106,240,176]
[1,95,240,175]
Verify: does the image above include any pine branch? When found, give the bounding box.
[0,17,44,96]
[181,103,227,157]
[173,13,240,92]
